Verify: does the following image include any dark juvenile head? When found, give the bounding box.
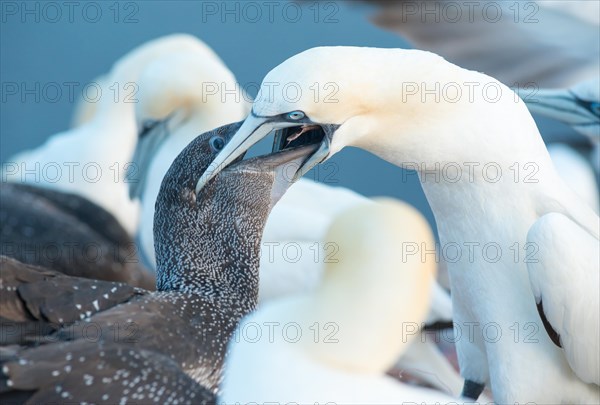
[153,121,318,296]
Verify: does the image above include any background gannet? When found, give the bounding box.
[201,46,600,404]
[221,199,462,403]
[262,179,463,396]
[3,34,212,235]
[124,48,249,268]
[0,121,318,403]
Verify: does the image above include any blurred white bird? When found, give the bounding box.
[546,144,599,214]
[261,179,464,396]
[367,0,599,87]
[222,199,462,403]
[3,34,212,235]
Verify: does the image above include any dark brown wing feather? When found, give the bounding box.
[0,183,155,289]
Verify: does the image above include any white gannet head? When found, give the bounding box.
[196,46,538,192]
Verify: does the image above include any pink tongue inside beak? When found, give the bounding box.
[285,125,320,146]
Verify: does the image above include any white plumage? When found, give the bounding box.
[261,179,463,396]
[222,199,461,403]
[527,212,600,384]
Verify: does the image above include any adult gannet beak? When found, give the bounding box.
[196,113,340,193]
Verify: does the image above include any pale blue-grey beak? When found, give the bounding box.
[195,114,338,193]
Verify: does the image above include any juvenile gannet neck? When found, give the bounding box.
[203,46,600,403]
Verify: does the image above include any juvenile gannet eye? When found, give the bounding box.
[287,111,305,121]
[210,136,225,152]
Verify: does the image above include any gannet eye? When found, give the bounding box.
[209,136,225,152]
[287,111,305,121]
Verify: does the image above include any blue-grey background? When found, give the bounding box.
[0,0,580,229]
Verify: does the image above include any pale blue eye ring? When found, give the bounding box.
[287,111,305,120]
[209,136,225,152]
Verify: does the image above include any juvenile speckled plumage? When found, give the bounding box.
[0,184,154,289]
[0,121,317,403]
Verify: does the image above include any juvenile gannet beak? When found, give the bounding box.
[195,114,298,193]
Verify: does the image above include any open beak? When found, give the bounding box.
[195,113,339,193]
[272,123,339,181]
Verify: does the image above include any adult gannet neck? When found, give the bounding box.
[4,34,210,235]
[221,199,461,404]
[0,122,317,402]
[204,46,600,403]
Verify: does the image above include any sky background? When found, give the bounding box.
[0,0,589,230]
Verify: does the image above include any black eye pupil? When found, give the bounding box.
[211,137,225,151]
[288,111,304,120]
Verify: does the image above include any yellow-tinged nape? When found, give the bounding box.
[297,198,435,374]
[134,46,244,127]
[252,46,545,167]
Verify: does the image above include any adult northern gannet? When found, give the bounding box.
[0,121,318,403]
[3,34,213,235]
[199,47,600,403]
[68,40,463,395]
[221,199,460,403]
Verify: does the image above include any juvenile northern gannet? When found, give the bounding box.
[221,199,461,403]
[3,34,213,235]
[0,122,318,403]
[199,46,600,403]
